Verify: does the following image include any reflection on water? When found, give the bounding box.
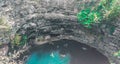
[26,39,110,64]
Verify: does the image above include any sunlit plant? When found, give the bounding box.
[77,0,120,28]
[12,34,27,46]
[0,17,11,31]
[77,8,101,28]
[114,50,120,57]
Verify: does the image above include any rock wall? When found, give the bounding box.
[0,0,120,64]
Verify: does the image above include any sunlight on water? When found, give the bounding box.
[26,51,71,64]
[25,39,110,64]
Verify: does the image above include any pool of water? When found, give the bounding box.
[25,39,110,64]
[26,51,70,64]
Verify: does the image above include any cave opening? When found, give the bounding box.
[25,39,110,64]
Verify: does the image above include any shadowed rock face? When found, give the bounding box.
[27,39,110,64]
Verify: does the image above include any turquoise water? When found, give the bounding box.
[26,51,71,64]
[25,39,110,64]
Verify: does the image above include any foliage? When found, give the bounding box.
[109,25,116,35]
[12,34,27,46]
[77,0,120,28]
[77,8,101,28]
[0,17,11,31]
[12,34,21,46]
[113,50,120,57]
[0,18,4,25]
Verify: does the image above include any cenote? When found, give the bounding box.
[25,39,110,64]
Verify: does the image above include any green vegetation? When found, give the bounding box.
[77,0,120,28]
[12,34,28,46]
[77,8,101,28]
[109,25,116,35]
[0,17,11,31]
[12,34,21,46]
[0,18,4,25]
[113,50,120,57]
[20,34,28,46]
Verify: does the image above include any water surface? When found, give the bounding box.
[26,39,110,64]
